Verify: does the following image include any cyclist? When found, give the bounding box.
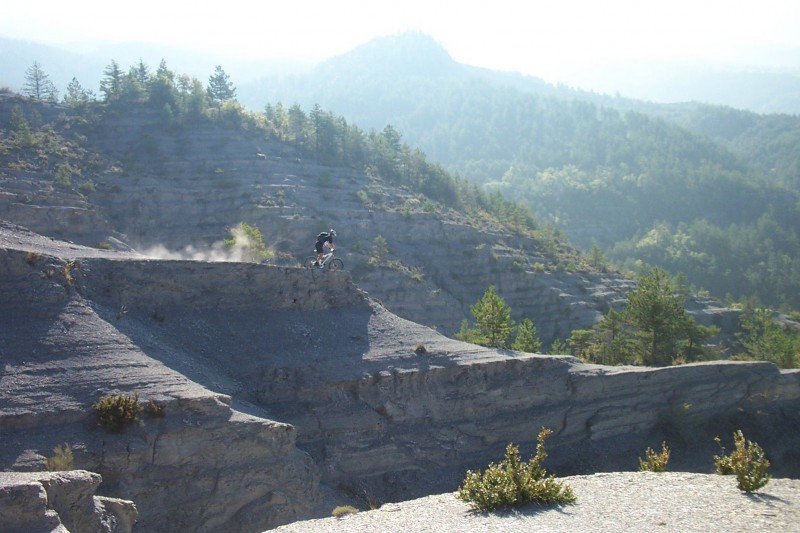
[314,228,336,267]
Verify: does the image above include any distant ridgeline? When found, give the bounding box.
[1,61,798,369]
[245,32,800,311]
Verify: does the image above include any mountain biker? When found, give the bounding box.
[314,229,336,266]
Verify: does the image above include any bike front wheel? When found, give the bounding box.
[303,256,318,268]
[329,258,344,271]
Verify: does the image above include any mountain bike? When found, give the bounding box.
[304,250,343,271]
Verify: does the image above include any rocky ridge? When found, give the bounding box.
[1,222,799,532]
[0,470,138,533]
[2,95,796,532]
[0,94,669,345]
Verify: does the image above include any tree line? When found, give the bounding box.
[11,59,555,247]
[254,38,800,314]
[459,268,798,368]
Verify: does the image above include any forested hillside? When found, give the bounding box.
[246,32,800,309]
[5,46,800,368]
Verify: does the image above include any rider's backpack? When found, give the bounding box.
[317,232,328,241]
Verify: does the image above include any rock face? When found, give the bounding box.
[2,97,796,530]
[0,96,644,345]
[2,223,799,531]
[0,470,137,533]
[0,231,325,532]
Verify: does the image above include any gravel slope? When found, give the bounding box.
[273,472,800,533]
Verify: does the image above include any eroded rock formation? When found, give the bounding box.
[2,223,799,531]
[0,470,137,533]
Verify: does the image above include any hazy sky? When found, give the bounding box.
[3,0,799,81]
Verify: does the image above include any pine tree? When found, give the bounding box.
[9,105,33,146]
[566,329,593,360]
[288,104,307,148]
[63,77,95,107]
[23,62,58,102]
[625,268,687,365]
[149,60,178,110]
[100,60,123,102]
[470,286,515,349]
[512,318,542,353]
[207,65,236,102]
[591,308,632,365]
[739,306,798,368]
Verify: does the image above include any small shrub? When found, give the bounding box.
[93,392,140,432]
[457,428,576,511]
[63,261,76,287]
[714,430,771,492]
[638,441,670,472]
[143,399,165,418]
[54,164,74,188]
[331,505,358,517]
[25,251,41,265]
[78,180,96,193]
[46,443,74,471]
[414,343,427,354]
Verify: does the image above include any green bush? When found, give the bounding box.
[638,441,670,472]
[93,392,140,432]
[457,428,576,511]
[331,505,358,517]
[25,251,41,265]
[46,443,74,471]
[714,430,771,492]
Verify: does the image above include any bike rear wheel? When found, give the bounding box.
[303,256,318,268]
[329,258,344,271]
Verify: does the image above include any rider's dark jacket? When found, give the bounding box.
[315,233,333,253]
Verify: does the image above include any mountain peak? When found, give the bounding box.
[318,31,458,77]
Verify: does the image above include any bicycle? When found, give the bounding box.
[304,250,343,271]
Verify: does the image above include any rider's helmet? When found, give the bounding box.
[329,228,336,238]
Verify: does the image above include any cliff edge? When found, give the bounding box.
[1,221,799,532]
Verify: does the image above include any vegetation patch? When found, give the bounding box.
[25,251,41,265]
[331,505,359,518]
[46,443,74,471]
[714,430,771,492]
[143,399,166,418]
[93,391,140,432]
[456,286,542,352]
[638,441,670,472]
[457,428,576,511]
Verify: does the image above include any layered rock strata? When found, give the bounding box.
[0,470,137,533]
[1,225,798,531]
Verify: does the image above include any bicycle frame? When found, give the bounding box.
[320,251,334,267]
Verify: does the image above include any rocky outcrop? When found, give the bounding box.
[0,96,642,345]
[0,237,324,532]
[2,222,800,530]
[0,470,137,533]
[261,345,800,501]
[0,98,794,529]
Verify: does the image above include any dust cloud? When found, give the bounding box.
[139,226,262,263]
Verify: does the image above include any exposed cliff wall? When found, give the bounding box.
[0,470,137,533]
[260,344,800,501]
[2,224,798,531]
[0,100,647,344]
[0,241,323,532]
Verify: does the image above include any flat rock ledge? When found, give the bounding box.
[0,470,137,533]
[273,472,800,533]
